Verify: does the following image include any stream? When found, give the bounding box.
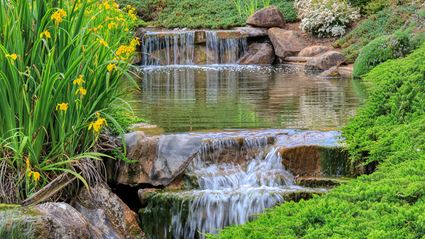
[132,30,366,239]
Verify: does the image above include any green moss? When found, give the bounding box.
[211,43,425,239]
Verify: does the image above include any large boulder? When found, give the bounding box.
[268,28,308,58]
[298,45,332,57]
[246,6,285,28]
[0,203,104,238]
[238,43,275,65]
[72,183,145,239]
[306,51,346,71]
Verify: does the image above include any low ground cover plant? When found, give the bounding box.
[118,0,297,29]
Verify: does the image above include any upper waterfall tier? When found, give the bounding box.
[140,30,248,66]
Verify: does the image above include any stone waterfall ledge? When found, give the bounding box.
[108,131,276,187]
[107,130,352,189]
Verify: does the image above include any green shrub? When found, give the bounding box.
[353,30,413,78]
[295,0,360,37]
[335,6,416,63]
[211,43,425,239]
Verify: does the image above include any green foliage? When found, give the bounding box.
[212,43,425,239]
[345,43,425,165]
[352,30,414,78]
[0,0,138,202]
[335,6,416,63]
[120,0,297,29]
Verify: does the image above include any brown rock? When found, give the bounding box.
[280,145,349,177]
[268,28,308,58]
[247,6,285,28]
[238,43,275,65]
[298,45,331,57]
[306,51,346,71]
[72,183,145,239]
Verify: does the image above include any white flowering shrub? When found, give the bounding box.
[295,0,360,37]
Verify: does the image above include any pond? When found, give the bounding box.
[129,64,366,132]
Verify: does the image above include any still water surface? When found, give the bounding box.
[130,65,366,132]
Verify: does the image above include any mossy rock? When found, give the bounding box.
[280,145,351,177]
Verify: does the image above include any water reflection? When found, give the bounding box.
[130,65,366,132]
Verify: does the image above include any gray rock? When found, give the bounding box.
[268,28,308,58]
[72,183,145,239]
[112,132,202,186]
[238,43,275,65]
[247,6,285,28]
[298,45,331,57]
[306,51,346,71]
[151,134,203,185]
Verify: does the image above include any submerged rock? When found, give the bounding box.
[246,6,285,28]
[305,51,346,71]
[72,183,145,239]
[238,43,275,65]
[319,66,341,78]
[268,28,308,58]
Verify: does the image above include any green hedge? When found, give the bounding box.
[211,43,425,239]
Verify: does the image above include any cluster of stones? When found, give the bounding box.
[238,6,351,77]
[0,183,145,239]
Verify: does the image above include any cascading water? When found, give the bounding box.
[142,134,315,239]
[206,31,248,64]
[141,31,195,66]
[140,30,247,66]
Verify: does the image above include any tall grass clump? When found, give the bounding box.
[0,0,139,203]
[232,0,272,17]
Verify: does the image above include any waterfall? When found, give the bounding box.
[168,146,296,239]
[206,31,248,64]
[141,31,195,66]
[140,30,247,66]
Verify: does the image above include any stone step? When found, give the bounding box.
[283,56,312,62]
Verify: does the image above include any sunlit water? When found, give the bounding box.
[129,64,366,132]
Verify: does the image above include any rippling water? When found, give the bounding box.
[129,65,366,132]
